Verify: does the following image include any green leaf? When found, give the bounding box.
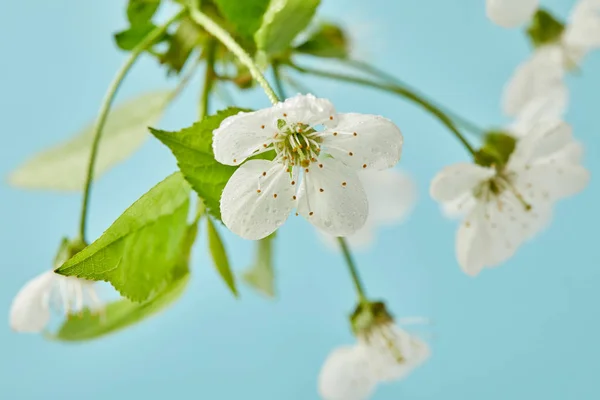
[127,0,161,25]
[51,269,190,341]
[160,16,204,74]
[9,91,172,191]
[149,107,249,221]
[255,0,321,56]
[242,234,276,297]
[213,0,271,38]
[295,23,349,59]
[206,217,238,296]
[526,9,565,49]
[56,173,191,302]
[114,23,162,51]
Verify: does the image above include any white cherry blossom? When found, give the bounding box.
[486,0,539,28]
[504,0,600,117]
[213,94,403,240]
[319,322,429,400]
[9,270,102,333]
[319,169,416,249]
[431,120,589,276]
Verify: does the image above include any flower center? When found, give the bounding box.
[272,120,323,168]
[475,173,532,211]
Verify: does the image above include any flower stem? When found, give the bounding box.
[188,2,279,105]
[288,63,477,157]
[199,39,217,119]
[346,60,486,136]
[337,237,368,303]
[272,62,287,100]
[78,10,185,243]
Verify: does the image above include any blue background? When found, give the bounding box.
[1,0,598,399]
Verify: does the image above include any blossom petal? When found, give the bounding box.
[212,109,277,166]
[220,160,295,240]
[430,163,496,204]
[503,46,567,117]
[510,95,568,137]
[321,113,403,170]
[486,0,539,28]
[507,120,574,171]
[275,93,336,127]
[10,271,56,333]
[564,0,600,53]
[359,169,416,223]
[318,345,376,400]
[297,158,368,236]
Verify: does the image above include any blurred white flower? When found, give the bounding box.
[213,94,403,240]
[431,120,589,276]
[486,0,539,28]
[320,169,416,249]
[319,322,429,400]
[504,0,600,117]
[9,271,102,333]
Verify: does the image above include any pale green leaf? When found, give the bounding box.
[9,91,172,191]
[255,0,321,56]
[51,269,190,341]
[295,22,349,59]
[213,0,271,38]
[127,0,161,25]
[206,217,237,296]
[160,16,204,74]
[56,173,191,302]
[149,108,248,221]
[242,234,276,298]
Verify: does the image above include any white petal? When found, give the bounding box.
[564,0,600,52]
[359,324,430,382]
[220,160,295,240]
[510,94,569,137]
[507,120,574,171]
[503,46,567,117]
[486,0,539,28]
[321,113,403,170]
[430,163,496,204]
[514,143,590,201]
[212,109,277,166]
[358,169,416,223]
[318,345,376,400]
[275,93,336,127]
[10,271,57,333]
[297,158,368,236]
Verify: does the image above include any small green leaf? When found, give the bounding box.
[242,234,276,297]
[9,91,172,191]
[295,23,349,59]
[114,23,163,51]
[526,9,565,49]
[127,0,161,25]
[149,107,249,221]
[160,16,204,74]
[56,173,191,302]
[255,0,321,56]
[206,217,238,296]
[51,270,190,342]
[213,0,271,38]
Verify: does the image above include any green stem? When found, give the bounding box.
[188,2,279,105]
[289,63,477,156]
[78,10,185,242]
[337,237,368,303]
[272,62,287,100]
[346,60,486,136]
[199,39,217,119]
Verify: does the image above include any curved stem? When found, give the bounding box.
[78,10,186,242]
[188,2,279,105]
[272,62,287,100]
[289,63,477,156]
[346,60,486,136]
[199,39,217,119]
[337,237,368,303]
